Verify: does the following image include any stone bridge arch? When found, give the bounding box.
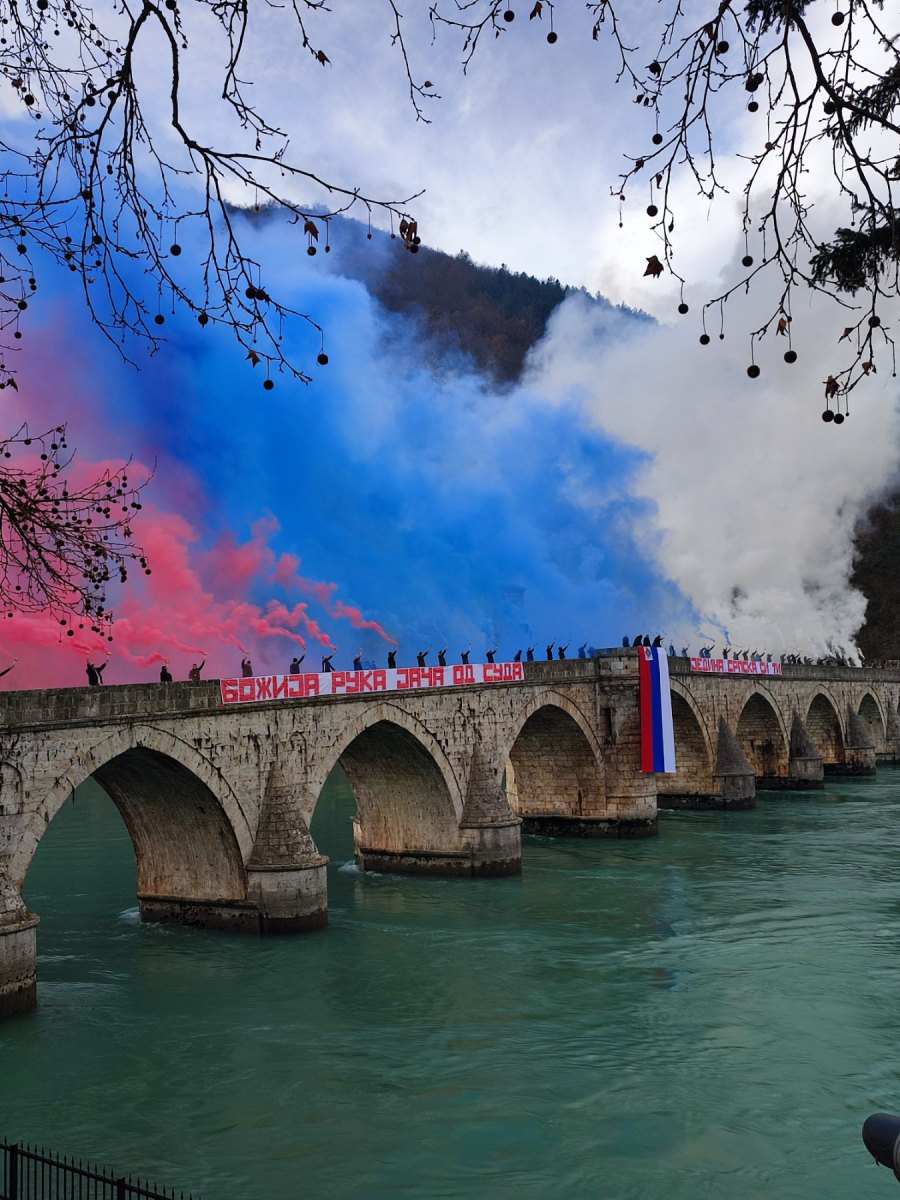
[805,690,845,766]
[735,689,790,783]
[501,689,606,832]
[310,702,468,874]
[10,725,253,903]
[858,692,886,754]
[658,681,715,801]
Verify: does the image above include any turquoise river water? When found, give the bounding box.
[3,769,900,1199]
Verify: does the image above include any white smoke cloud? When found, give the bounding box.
[527,280,900,657]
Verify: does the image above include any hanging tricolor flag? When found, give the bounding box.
[639,646,676,773]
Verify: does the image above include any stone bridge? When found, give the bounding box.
[2,650,899,1017]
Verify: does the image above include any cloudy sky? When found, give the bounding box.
[1,1,898,687]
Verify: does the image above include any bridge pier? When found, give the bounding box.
[244,773,328,931]
[0,865,38,1018]
[138,767,330,934]
[662,718,756,811]
[713,718,756,810]
[825,709,876,776]
[785,714,824,789]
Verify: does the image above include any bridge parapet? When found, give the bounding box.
[667,656,900,684]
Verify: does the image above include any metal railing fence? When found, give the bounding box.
[1,1142,197,1200]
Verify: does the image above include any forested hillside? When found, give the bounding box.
[345,238,647,385]
[852,499,900,660]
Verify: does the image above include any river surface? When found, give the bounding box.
[3,769,900,1199]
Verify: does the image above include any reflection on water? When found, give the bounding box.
[2,769,900,1198]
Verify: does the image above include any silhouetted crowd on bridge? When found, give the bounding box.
[622,635,866,668]
[76,636,876,688]
[313,642,593,673]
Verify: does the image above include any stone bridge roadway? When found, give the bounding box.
[1,650,899,1016]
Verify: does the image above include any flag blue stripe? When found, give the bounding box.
[650,649,665,771]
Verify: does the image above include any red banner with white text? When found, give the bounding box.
[690,658,782,676]
[220,661,525,705]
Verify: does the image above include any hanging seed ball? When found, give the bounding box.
[716,40,729,53]
[66,629,74,636]
[647,204,658,217]
[747,364,760,378]
[503,9,515,21]
[831,10,845,24]
[869,314,881,327]
[652,132,663,145]
[263,378,274,390]
[833,412,845,424]
[325,245,331,253]
[59,618,67,626]
[198,311,209,326]
[748,100,759,112]
[410,243,419,253]
[784,349,798,364]
[170,244,181,256]
[678,302,689,315]
[367,233,372,240]
[699,333,711,345]
[822,409,835,422]
[742,254,754,267]
[547,31,557,43]
[307,245,317,256]
[154,314,164,325]
[317,352,329,365]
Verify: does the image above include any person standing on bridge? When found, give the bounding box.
[353,651,363,671]
[417,649,430,668]
[241,657,253,678]
[437,647,448,667]
[289,654,305,674]
[546,643,554,661]
[514,649,522,662]
[526,647,535,662]
[322,653,335,673]
[188,658,205,683]
[159,662,173,683]
[387,649,397,669]
[486,647,498,664]
[577,644,587,659]
[557,644,569,660]
[86,659,107,686]
[460,648,471,665]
